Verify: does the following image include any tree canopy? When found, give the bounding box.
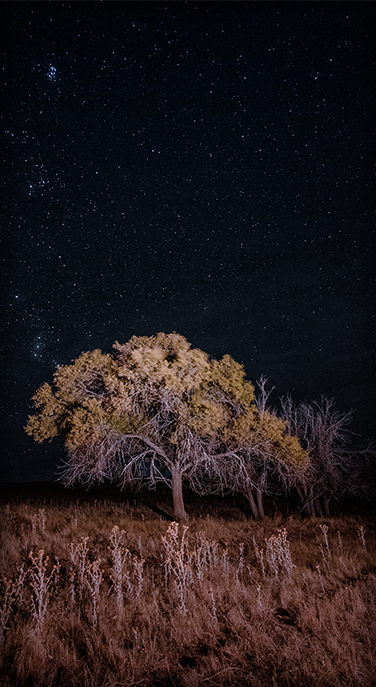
[25,332,309,518]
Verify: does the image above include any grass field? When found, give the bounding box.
[0,482,375,686]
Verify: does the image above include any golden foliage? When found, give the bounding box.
[25,332,310,478]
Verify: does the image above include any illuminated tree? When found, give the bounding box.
[190,375,309,518]
[26,333,309,519]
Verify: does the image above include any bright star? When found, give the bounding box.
[47,65,57,81]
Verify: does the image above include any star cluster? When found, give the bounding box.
[2,2,375,480]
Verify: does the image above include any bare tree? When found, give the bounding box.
[278,395,368,517]
[255,374,275,415]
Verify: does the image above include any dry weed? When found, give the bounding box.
[0,501,374,686]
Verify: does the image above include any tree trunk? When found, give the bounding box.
[256,487,265,519]
[314,496,323,517]
[322,494,331,518]
[296,484,305,514]
[245,487,260,519]
[306,495,315,518]
[297,484,313,517]
[171,468,187,520]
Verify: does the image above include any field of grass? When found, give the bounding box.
[0,483,375,686]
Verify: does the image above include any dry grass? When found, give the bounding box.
[0,494,375,686]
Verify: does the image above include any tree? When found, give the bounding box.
[278,395,375,517]
[25,333,309,519]
[190,375,309,518]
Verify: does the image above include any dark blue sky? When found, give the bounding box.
[2,2,375,481]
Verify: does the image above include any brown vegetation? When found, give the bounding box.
[0,486,375,686]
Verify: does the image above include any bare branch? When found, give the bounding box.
[255,375,275,415]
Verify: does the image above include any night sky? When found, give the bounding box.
[2,2,375,482]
